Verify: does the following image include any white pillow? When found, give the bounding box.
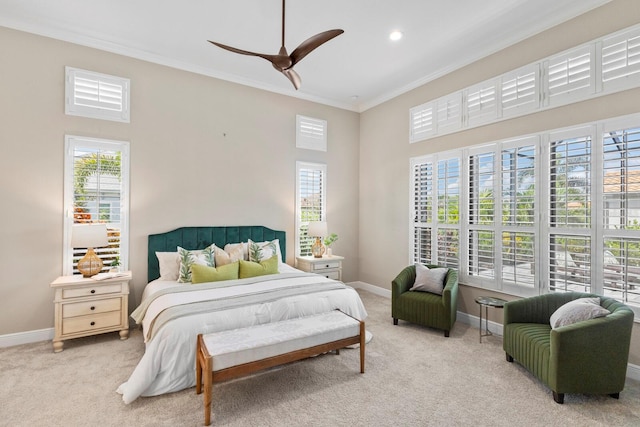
[155,252,180,281]
[248,239,280,262]
[214,245,244,266]
[549,297,610,329]
[225,239,283,264]
[410,264,448,295]
[177,244,215,283]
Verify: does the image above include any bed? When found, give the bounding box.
[117,226,368,404]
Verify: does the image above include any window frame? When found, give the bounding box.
[295,161,327,257]
[65,66,131,123]
[63,135,130,275]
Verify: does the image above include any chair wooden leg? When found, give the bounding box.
[609,392,620,399]
[506,353,513,362]
[552,391,564,404]
[393,318,398,325]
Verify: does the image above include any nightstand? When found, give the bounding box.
[295,255,344,280]
[50,272,131,353]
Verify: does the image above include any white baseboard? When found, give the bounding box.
[352,281,640,381]
[348,281,391,298]
[0,327,53,348]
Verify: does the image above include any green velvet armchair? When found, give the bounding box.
[391,265,458,337]
[503,292,634,404]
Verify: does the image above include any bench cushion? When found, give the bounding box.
[203,311,360,371]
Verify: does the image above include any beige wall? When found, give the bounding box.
[359,0,640,365]
[0,26,360,335]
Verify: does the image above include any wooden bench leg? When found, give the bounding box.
[204,356,213,426]
[360,321,365,374]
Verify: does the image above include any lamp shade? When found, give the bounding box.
[71,223,108,248]
[307,221,328,238]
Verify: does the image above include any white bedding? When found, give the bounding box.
[117,268,367,404]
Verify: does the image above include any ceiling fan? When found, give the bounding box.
[208,0,343,90]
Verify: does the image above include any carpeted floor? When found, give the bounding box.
[1,290,639,426]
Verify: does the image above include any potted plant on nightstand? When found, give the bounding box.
[110,256,121,273]
[324,233,338,257]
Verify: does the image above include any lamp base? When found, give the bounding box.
[311,237,325,258]
[77,248,103,277]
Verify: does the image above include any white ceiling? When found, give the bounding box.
[0,0,610,112]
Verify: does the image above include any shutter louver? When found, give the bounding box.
[601,27,640,91]
[466,80,498,126]
[501,231,535,288]
[65,67,130,123]
[501,65,539,116]
[409,102,435,143]
[296,115,327,151]
[546,45,594,105]
[436,93,462,134]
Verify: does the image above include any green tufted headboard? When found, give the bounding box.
[147,226,286,282]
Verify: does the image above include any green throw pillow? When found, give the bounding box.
[239,256,278,279]
[191,262,239,284]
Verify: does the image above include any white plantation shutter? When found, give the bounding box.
[500,139,537,291]
[436,157,460,268]
[545,45,595,106]
[500,64,540,117]
[409,102,435,143]
[548,131,593,293]
[436,93,462,134]
[411,158,434,263]
[465,79,498,126]
[63,136,129,275]
[601,26,640,92]
[468,148,496,280]
[295,162,326,256]
[65,67,130,123]
[296,115,327,151]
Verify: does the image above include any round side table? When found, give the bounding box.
[475,296,507,343]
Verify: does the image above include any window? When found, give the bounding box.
[63,136,130,275]
[65,67,130,123]
[410,152,460,269]
[500,64,540,117]
[409,102,436,143]
[409,24,640,142]
[410,115,640,316]
[544,45,594,106]
[465,79,498,126]
[601,26,640,93]
[295,162,326,257]
[296,115,327,151]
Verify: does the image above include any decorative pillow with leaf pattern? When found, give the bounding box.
[177,244,215,283]
[248,239,279,263]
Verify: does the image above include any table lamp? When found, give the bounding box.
[72,223,109,277]
[307,221,328,258]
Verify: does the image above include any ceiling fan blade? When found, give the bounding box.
[208,40,281,65]
[282,68,301,90]
[290,29,344,66]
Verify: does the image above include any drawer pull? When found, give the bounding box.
[90,306,95,311]
[325,264,330,268]
[90,289,96,294]
[90,321,96,326]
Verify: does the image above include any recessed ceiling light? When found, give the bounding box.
[389,31,403,41]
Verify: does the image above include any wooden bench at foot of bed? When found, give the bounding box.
[196,310,366,426]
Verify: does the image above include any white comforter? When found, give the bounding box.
[117,270,368,404]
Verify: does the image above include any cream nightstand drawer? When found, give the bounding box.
[311,261,341,271]
[319,271,340,280]
[62,311,122,335]
[62,283,122,299]
[62,298,121,318]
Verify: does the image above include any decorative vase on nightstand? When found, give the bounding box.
[326,248,333,257]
